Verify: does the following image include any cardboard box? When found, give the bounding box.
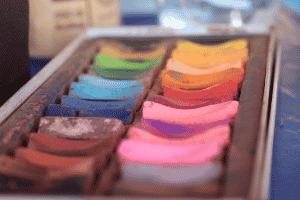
[29,0,120,57]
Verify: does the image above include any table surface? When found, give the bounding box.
[267,7,300,200]
[269,44,300,200]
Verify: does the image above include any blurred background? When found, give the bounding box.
[29,0,299,77]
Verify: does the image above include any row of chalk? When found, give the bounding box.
[0,40,170,195]
[114,39,248,195]
[45,40,169,124]
[0,117,125,195]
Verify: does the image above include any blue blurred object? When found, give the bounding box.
[30,57,52,78]
[159,0,277,31]
[122,13,158,25]
[121,0,159,25]
[282,0,300,15]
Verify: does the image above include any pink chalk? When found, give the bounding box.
[127,123,230,146]
[117,140,222,165]
[142,101,239,125]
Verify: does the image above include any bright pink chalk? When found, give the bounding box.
[142,101,239,125]
[127,124,230,146]
[117,140,222,165]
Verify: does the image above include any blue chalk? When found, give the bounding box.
[61,95,138,111]
[69,83,144,100]
[45,104,76,117]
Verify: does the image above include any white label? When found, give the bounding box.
[52,1,88,30]
[88,0,121,27]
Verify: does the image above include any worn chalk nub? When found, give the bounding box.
[38,117,125,139]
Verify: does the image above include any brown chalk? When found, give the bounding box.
[15,148,109,195]
[0,155,48,194]
[28,133,119,157]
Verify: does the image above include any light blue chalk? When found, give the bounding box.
[78,75,148,88]
[69,82,144,100]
